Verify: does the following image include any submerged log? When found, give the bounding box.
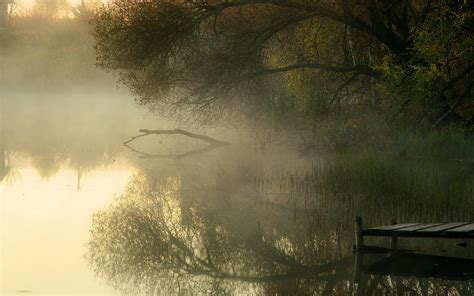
[124,128,231,159]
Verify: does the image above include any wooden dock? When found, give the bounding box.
[352,217,474,294]
[355,217,474,251]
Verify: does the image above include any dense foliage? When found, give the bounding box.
[92,0,473,126]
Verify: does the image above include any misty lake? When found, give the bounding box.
[1,3,473,294]
[1,89,473,295]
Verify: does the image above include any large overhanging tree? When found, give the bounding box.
[92,0,473,124]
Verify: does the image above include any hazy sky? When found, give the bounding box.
[15,0,107,10]
[18,0,82,8]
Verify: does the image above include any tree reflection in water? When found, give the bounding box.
[86,168,473,295]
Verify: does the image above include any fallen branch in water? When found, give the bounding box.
[124,129,231,159]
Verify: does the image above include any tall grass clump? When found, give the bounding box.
[320,128,473,221]
[396,128,473,162]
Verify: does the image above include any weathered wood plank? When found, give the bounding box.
[393,223,443,232]
[418,223,470,233]
[363,222,474,238]
[445,223,474,233]
[358,219,474,240]
[363,230,474,238]
[370,223,420,231]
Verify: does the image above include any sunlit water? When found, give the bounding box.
[1,167,131,295]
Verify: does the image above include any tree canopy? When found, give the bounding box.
[92,0,473,125]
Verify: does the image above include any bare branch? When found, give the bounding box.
[124,129,231,159]
[431,82,473,129]
[248,63,381,80]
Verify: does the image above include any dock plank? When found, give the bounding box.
[370,223,420,231]
[445,223,474,233]
[393,223,443,233]
[417,223,470,233]
[355,217,474,251]
[363,222,474,238]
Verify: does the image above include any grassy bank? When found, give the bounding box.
[253,128,473,252]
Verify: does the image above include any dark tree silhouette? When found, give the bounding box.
[92,0,473,125]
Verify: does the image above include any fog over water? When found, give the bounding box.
[0,18,167,291]
[1,82,156,294]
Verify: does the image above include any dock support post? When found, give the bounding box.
[353,217,366,294]
[390,218,398,251]
[355,216,364,250]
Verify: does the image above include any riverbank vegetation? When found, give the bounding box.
[91,0,473,128]
[88,1,473,202]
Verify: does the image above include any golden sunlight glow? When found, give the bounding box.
[15,0,108,10]
[1,167,131,295]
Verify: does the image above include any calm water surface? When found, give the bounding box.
[1,167,131,295]
[1,91,473,295]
